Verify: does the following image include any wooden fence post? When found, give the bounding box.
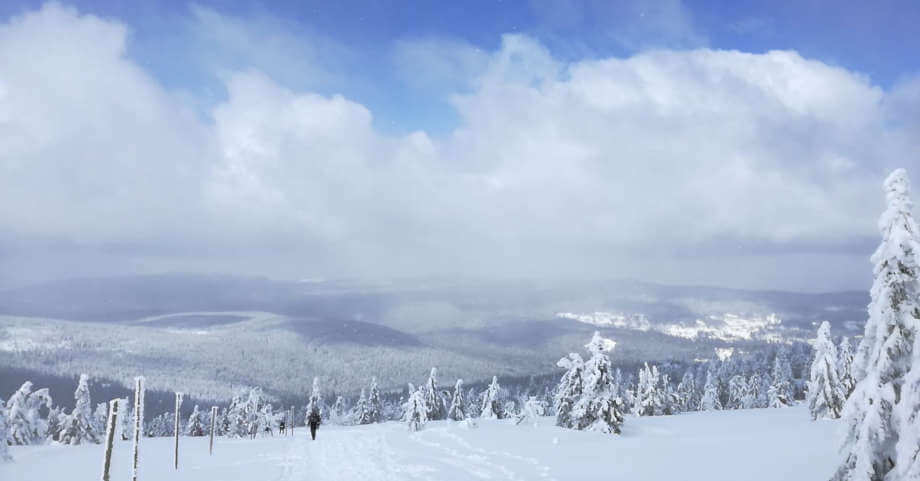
[132,377,145,481]
[173,392,183,470]
[100,398,118,481]
[209,406,217,455]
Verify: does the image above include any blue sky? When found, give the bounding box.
[3,0,918,135]
[0,1,919,290]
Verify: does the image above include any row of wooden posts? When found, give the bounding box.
[100,378,299,481]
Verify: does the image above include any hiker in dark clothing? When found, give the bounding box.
[308,411,321,440]
[279,421,286,435]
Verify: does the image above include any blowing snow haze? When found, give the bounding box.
[0,1,919,291]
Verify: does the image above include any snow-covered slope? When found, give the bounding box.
[1,406,838,481]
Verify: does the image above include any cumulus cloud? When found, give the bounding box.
[0,4,916,290]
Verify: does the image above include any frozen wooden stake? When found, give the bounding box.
[209,406,217,455]
[132,377,145,481]
[290,406,295,436]
[100,398,118,481]
[173,392,183,470]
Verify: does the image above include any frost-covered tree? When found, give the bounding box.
[93,402,108,436]
[746,373,770,409]
[700,369,722,411]
[186,405,205,436]
[403,384,427,432]
[514,396,545,427]
[5,381,52,445]
[728,375,748,410]
[838,336,856,398]
[423,368,446,421]
[366,378,382,424]
[768,349,794,408]
[634,363,663,416]
[677,371,698,412]
[146,412,172,437]
[806,321,845,420]
[59,374,99,445]
[223,395,247,437]
[45,406,64,442]
[353,390,368,425]
[571,332,625,433]
[117,398,130,441]
[0,406,12,462]
[480,376,503,419]
[834,168,920,481]
[306,378,323,424]
[330,396,346,425]
[447,379,466,421]
[553,353,584,428]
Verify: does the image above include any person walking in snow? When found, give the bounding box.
[307,411,321,440]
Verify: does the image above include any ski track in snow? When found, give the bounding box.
[276,423,555,481]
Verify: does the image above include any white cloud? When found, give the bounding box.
[0,4,916,290]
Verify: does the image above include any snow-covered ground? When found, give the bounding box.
[2,406,838,481]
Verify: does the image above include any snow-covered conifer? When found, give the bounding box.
[366,378,382,424]
[834,168,920,481]
[5,381,52,445]
[186,405,205,436]
[700,369,722,411]
[306,378,322,424]
[403,384,428,432]
[837,336,856,398]
[727,375,748,410]
[422,368,446,421]
[353,390,369,425]
[571,332,625,433]
[677,371,698,412]
[768,349,794,408]
[93,402,108,436]
[480,376,503,419]
[634,363,663,416]
[553,353,584,428]
[447,379,466,421]
[59,374,99,445]
[0,406,12,462]
[514,396,545,427]
[45,406,63,442]
[806,321,845,420]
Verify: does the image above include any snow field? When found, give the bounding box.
[2,405,838,481]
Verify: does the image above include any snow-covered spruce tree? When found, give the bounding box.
[93,401,108,435]
[306,378,323,424]
[447,379,466,421]
[768,349,794,408]
[634,363,663,416]
[0,405,12,462]
[677,371,698,412]
[45,406,64,442]
[353,390,369,425]
[224,394,248,438]
[514,396,546,427]
[59,374,99,445]
[403,384,428,432]
[806,321,845,420]
[480,376,503,419]
[728,375,748,410]
[833,168,920,481]
[553,353,584,428]
[838,336,856,399]
[423,368,446,421]
[330,396,346,425]
[571,332,625,433]
[5,381,52,445]
[186,405,205,436]
[116,398,130,441]
[700,369,722,411]
[366,378,382,424]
